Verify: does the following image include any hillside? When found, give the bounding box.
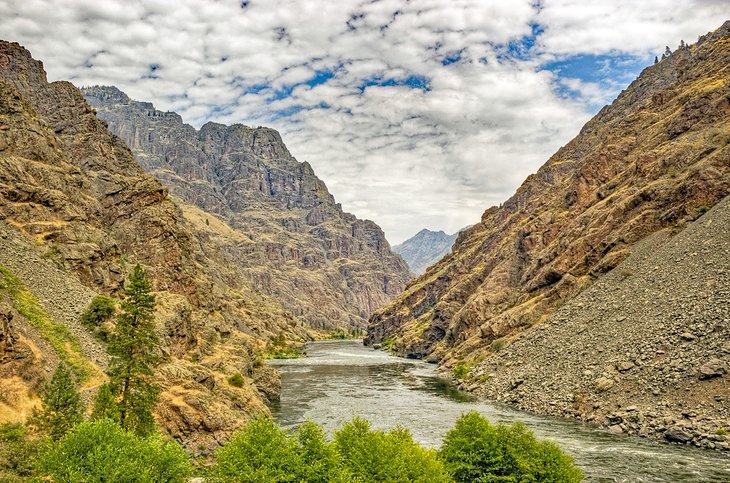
[81,86,411,332]
[0,40,310,450]
[469,194,730,450]
[366,20,730,417]
[394,229,458,275]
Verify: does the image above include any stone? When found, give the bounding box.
[680,332,697,341]
[664,428,693,444]
[617,361,636,372]
[595,377,615,392]
[698,359,726,380]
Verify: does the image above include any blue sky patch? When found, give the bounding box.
[359,74,430,93]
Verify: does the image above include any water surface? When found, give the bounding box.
[269,340,730,482]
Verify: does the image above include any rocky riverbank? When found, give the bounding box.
[459,196,730,451]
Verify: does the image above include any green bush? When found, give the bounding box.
[440,412,582,482]
[0,423,43,482]
[452,363,470,380]
[227,373,245,388]
[213,417,302,482]
[334,417,451,482]
[80,294,116,341]
[38,419,191,483]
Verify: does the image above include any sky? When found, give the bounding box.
[0,1,726,244]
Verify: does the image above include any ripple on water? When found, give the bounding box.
[269,340,730,483]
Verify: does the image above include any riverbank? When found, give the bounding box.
[272,340,730,481]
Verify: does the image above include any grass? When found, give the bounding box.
[0,264,95,383]
[490,338,505,353]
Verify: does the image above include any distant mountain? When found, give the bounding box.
[82,86,411,332]
[393,229,458,275]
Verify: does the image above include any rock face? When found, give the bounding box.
[365,22,730,447]
[470,195,730,451]
[81,86,411,331]
[393,229,458,275]
[0,40,308,449]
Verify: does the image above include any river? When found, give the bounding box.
[268,340,730,482]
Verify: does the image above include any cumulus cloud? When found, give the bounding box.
[0,0,725,242]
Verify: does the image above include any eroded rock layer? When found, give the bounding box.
[82,86,411,331]
[0,40,307,450]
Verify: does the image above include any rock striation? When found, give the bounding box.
[366,21,730,446]
[0,40,307,449]
[393,229,458,276]
[81,86,411,331]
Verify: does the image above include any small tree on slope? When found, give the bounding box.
[107,264,160,436]
[28,363,84,440]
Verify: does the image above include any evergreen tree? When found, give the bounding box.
[90,383,119,421]
[654,55,658,64]
[107,264,160,436]
[28,364,84,440]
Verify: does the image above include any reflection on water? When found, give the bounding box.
[270,340,730,483]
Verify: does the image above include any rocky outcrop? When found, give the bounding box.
[82,86,411,331]
[469,195,730,450]
[0,40,309,449]
[365,22,730,445]
[394,229,458,275]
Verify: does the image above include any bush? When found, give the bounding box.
[0,423,43,482]
[213,417,302,482]
[227,373,245,388]
[452,363,470,380]
[334,417,451,482]
[80,294,116,341]
[440,412,582,482]
[38,419,191,483]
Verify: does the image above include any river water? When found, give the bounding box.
[268,340,730,482]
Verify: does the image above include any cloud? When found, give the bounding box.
[0,0,725,243]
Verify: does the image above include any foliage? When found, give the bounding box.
[0,264,94,382]
[490,338,505,353]
[91,383,120,421]
[334,417,451,482]
[328,329,351,340]
[107,264,161,436]
[440,412,583,482]
[227,373,245,388]
[214,417,450,482]
[452,363,471,380]
[38,419,191,483]
[213,417,303,482]
[80,294,116,341]
[0,423,44,482]
[266,332,305,359]
[28,364,84,440]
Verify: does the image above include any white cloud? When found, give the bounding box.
[0,0,725,243]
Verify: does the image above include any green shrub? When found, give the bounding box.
[294,421,349,482]
[0,423,43,482]
[38,419,191,483]
[228,373,245,388]
[334,418,451,482]
[213,417,302,482]
[80,294,116,341]
[28,363,84,440]
[452,363,470,380]
[490,338,505,353]
[440,412,582,482]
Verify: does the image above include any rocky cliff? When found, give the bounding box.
[81,86,411,331]
[0,40,309,450]
[366,21,730,438]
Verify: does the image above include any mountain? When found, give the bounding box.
[0,40,309,450]
[366,22,730,445]
[393,229,458,275]
[82,86,410,331]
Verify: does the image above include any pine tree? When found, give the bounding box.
[107,264,160,436]
[29,364,84,440]
[90,383,119,421]
[654,55,659,64]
